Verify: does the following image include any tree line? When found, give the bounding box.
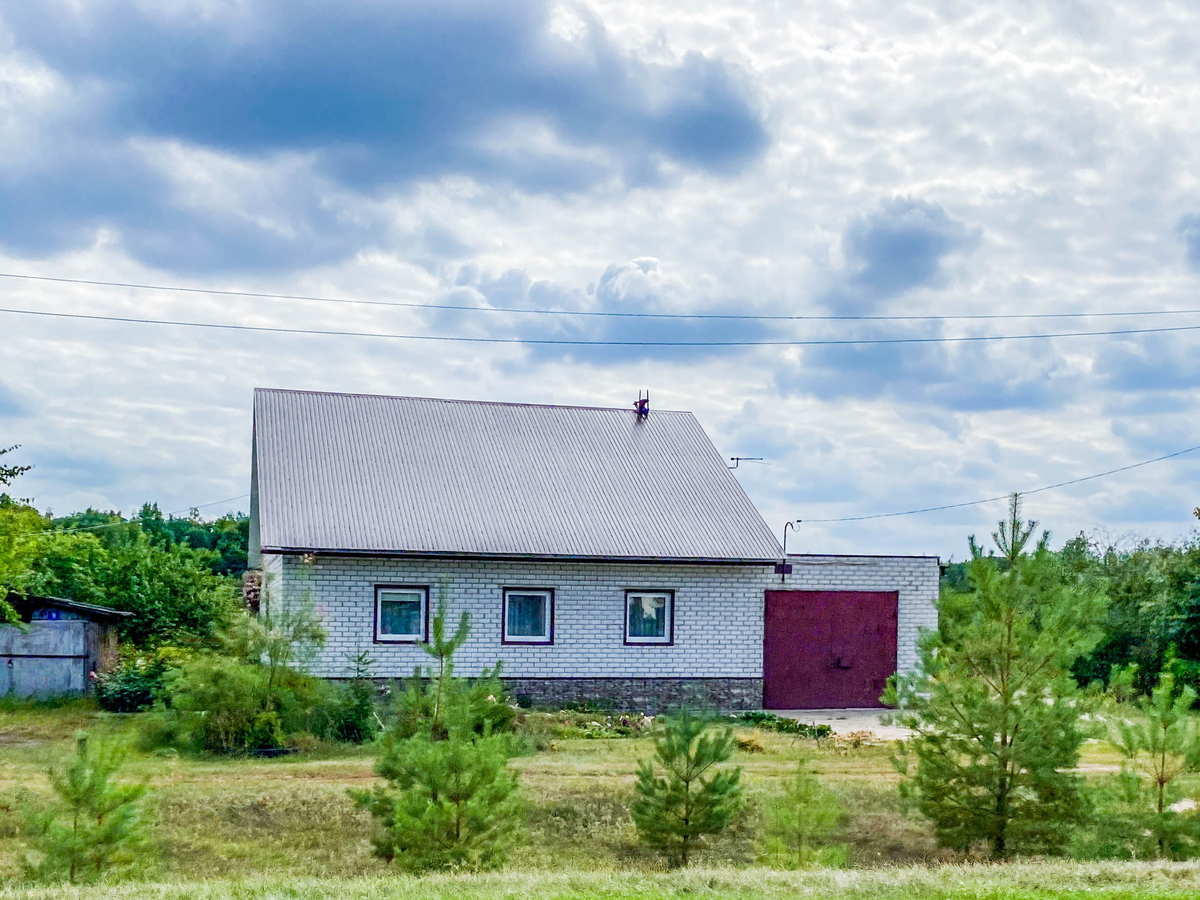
[4,443,1200,694]
[1,446,246,646]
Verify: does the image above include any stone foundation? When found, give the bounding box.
[502,677,763,714]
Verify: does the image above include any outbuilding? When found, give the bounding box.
[1,593,129,697]
[248,388,938,712]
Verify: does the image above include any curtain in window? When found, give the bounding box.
[380,595,422,636]
[507,593,546,637]
[628,594,667,637]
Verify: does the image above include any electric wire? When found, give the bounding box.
[46,493,251,536]
[4,305,1200,347]
[4,270,1200,322]
[804,444,1200,523]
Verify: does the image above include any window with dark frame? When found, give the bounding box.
[624,590,673,645]
[502,588,553,644]
[375,585,428,642]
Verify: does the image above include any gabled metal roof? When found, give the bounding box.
[6,592,132,622]
[252,389,782,563]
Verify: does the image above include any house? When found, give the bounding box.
[1,593,129,697]
[248,388,938,712]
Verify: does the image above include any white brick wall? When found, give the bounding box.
[265,553,938,680]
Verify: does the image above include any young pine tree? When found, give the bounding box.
[24,733,149,883]
[887,494,1106,858]
[331,649,380,744]
[632,708,745,867]
[351,599,522,871]
[1100,671,1200,858]
[761,755,846,868]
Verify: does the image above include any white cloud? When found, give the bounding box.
[3,0,1200,558]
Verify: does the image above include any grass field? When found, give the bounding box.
[0,701,1196,898]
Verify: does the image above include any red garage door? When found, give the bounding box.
[763,590,898,709]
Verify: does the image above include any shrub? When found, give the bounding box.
[353,599,524,871]
[23,733,148,883]
[147,653,334,754]
[93,647,185,713]
[144,598,336,754]
[326,651,380,745]
[761,755,846,868]
[632,708,745,867]
[163,655,281,753]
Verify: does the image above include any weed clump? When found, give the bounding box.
[736,711,833,741]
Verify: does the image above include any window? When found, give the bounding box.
[502,588,554,644]
[625,590,674,645]
[375,586,428,643]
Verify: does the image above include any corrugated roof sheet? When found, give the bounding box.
[253,389,782,562]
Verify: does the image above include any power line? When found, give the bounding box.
[4,305,1200,347]
[4,270,1200,323]
[805,444,1200,523]
[48,493,251,535]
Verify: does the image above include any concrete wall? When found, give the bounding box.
[266,552,940,703]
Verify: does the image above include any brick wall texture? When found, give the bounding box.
[266,553,938,710]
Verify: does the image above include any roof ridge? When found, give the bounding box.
[254,387,693,414]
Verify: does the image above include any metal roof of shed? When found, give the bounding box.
[252,389,782,563]
[6,592,132,622]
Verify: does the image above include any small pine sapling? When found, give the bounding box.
[351,599,523,871]
[355,702,522,871]
[1102,672,1200,858]
[632,708,745,867]
[420,595,471,740]
[388,595,514,740]
[24,732,148,883]
[761,755,846,868]
[333,650,380,744]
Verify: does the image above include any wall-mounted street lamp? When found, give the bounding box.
[775,520,802,582]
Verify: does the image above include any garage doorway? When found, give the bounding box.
[763,590,898,709]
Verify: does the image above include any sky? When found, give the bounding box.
[2,0,1200,561]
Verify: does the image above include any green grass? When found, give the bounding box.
[1,862,1199,900]
[1,703,1198,896]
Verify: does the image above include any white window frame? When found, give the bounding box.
[374,585,428,643]
[502,588,554,644]
[624,589,674,645]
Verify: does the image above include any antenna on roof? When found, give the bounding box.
[633,390,649,419]
[727,457,764,469]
